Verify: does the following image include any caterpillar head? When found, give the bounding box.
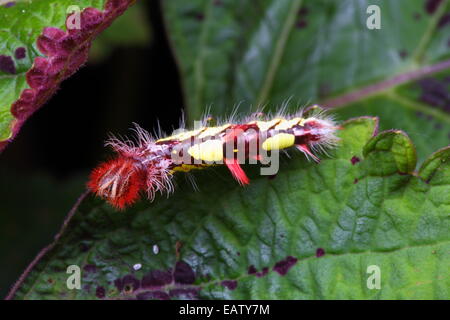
[88,157,146,209]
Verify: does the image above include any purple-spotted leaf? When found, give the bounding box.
[0,0,136,152]
[7,117,450,299]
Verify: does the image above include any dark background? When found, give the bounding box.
[0,1,181,296]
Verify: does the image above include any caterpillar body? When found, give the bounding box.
[88,105,339,209]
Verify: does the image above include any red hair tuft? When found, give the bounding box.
[88,157,146,209]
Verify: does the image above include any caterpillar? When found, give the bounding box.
[88,105,339,209]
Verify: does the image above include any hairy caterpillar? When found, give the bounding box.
[88,105,339,209]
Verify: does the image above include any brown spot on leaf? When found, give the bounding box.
[418,78,450,112]
[174,261,196,285]
[0,55,16,74]
[15,47,26,59]
[273,256,298,275]
[256,267,269,277]
[141,270,173,288]
[248,265,269,277]
[248,265,257,275]
[351,156,360,165]
[221,280,238,290]
[115,274,140,293]
[316,248,325,257]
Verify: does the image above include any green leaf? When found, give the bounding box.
[363,130,417,174]
[0,0,136,151]
[162,0,450,162]
[8,118,450,299]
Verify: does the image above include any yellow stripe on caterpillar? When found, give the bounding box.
[197,124,231,139]
[274,117,304,130]
[262,133,295,151]
[188,139,224,162]
[256,119,282,132]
